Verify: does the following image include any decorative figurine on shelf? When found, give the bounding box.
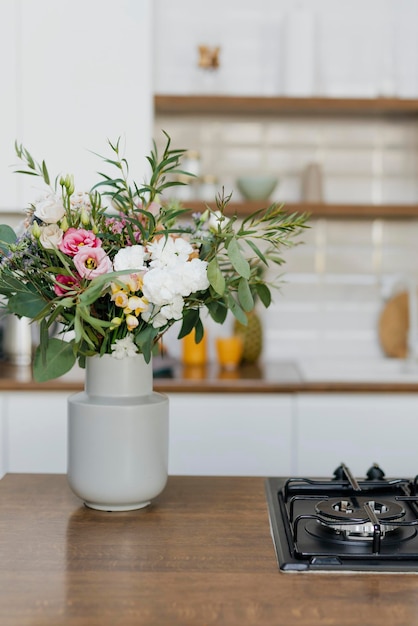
[198,45,220,70]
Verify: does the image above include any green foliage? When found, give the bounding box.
[33,338,76,382]
[0,133,309,382]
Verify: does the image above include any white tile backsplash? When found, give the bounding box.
[152,109,418,360]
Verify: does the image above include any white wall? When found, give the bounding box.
[0,0,154,212]
[153,0,418,98]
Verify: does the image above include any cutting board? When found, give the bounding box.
[378,291,409,358]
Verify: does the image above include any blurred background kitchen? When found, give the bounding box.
[2,0,418,366]
[3,0,418,479]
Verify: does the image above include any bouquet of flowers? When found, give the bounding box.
[0,133,307,381]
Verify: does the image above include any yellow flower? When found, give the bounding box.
[126,314,139,331]
[126,295,148,315]
[111,273,142,295]
[111,290,129,308]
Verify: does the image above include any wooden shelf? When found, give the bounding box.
[155,95,418,117]
[186,201,418,220]
[155,95,418,219]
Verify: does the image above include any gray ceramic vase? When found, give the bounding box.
[67,353,169,511]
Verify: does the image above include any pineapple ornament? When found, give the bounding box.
[233,308,263,364]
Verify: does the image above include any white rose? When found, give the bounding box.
[39,223,64,250]
[34,194,66,224]
[113,245,146,271]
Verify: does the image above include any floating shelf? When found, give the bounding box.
[155,95,418,219]
[155,95,418,117]
[185,201,418,220]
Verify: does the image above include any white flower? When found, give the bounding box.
[207,210,230,232]
[176,258,209,296]
[34,194,66,224]
[142,267,181,306]
[110,334,138,359]
[113,245,146,271]
[148,236,193,268]
[141,294,184,328]
[39,223,64,250]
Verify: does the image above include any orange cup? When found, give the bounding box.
[215,336,243,370]
[182,329,207,366]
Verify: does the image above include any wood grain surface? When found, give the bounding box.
[2,360,418,393]
[1,474,418,626]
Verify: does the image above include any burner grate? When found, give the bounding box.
[265,463,418,572]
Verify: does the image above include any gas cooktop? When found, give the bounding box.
[265,463,418,572]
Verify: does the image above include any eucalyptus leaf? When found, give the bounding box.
[207,258,225,295]
[237,278,254,312]
[177,308,200,339]
[206,300,228,325]
[255,283,272,308]
[194,317,204,343]
[227,293,248,325]
[8,292,46,318]
[227,238,251,279]
[33,338,76,382]
[0,225,17,255]
[135,325,159,362]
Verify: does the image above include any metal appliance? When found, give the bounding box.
[265,463,418,572]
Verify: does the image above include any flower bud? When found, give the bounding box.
[80,207,90,227]
[110,317,122,329]
[31,221,41,238]
[60,216,69,232]
[66,175,75,196]
[126,314,139,331]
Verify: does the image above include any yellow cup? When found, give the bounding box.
[216,336,243,370]
[182,329,207,366]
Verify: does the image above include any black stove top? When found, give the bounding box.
[265,463,418,572]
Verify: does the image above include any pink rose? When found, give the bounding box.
[59,228,102,256]
[73,246,112,279]
[54,274,81,296]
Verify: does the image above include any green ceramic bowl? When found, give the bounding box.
[236,175,278,201]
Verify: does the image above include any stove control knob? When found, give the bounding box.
[366,464,385,480]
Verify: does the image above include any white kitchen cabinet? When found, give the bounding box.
[4,393,68,474]
[0,391,294,477]
[295,393,418,477]
[2,389,418,480]
[168,393,294,476]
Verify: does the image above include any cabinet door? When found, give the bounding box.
[4,393,68,473]
[296,393,418,477]
[168,393,294,476]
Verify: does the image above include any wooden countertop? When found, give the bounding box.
[2,359,418,393]
[1,474,418,626]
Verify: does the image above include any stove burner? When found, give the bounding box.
[315,497,406,536]
[265,463,418,572]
